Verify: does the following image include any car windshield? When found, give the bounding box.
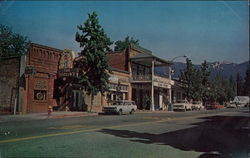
[113,101,123,105]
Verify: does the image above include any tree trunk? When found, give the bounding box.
[90,94,94,112]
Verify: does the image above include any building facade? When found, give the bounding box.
[0,43,63,114]
[108,44,174,111]
[1,43,175,114]
[21,43,62,113]
[0,57,21,114]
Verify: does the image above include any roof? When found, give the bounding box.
[110,67,129,74]
[130,43,152,55]
[130,52,173,66]
[30,43,63,52]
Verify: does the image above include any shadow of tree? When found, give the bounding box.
[99,116,249,158]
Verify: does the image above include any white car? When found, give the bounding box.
[173,100,192,111]
[102,100,137,115]
[191,101,204,110]
[226,103,237,108]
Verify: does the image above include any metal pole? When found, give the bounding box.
[151,59,155,111]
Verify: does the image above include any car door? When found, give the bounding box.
[125,102,131,113]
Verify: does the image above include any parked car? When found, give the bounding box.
[173,100,192,112]
[205,102,224,110]
[102,100,137,115]
[191,101,204,110]
[226,102,237,108]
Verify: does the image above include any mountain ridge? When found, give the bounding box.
[155,61,249,80]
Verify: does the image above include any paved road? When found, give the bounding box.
[0,108,249,158]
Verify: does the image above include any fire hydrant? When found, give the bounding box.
[48,106,53,117]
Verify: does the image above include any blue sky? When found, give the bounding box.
[0,1,248,64]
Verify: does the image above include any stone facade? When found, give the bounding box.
[0,57,20,114]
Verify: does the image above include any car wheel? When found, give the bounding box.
[130,109,134,115]
[118,109,122,115]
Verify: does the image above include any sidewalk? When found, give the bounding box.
[0,111,98,123]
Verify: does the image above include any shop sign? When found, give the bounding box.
[153,82,171,89]
[58,68,79,78]
[35,80,47,90]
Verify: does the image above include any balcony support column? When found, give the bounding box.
[151,59,155,111]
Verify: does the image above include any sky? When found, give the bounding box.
[0,1,249,64]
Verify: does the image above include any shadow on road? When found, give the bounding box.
[99,115,249,158]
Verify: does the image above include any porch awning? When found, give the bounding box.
[130,52,173,66]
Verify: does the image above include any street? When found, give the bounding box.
[0,108,249,158]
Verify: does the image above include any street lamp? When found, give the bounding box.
[169,55,187,79]
[170,55,187,62]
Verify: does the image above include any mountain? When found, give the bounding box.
[155,61,249,80]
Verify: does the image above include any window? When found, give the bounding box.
[132,63,138,76]
[34,90,47,100]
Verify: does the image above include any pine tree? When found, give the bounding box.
[200,60,210,103]
[243,68,250,96]
[236,73,243,96]
[180,58,196,101]
[75,12,113,112]
[114,36,139,51]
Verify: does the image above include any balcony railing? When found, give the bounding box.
[153,76,174,85]
[132,75,152,81]
[131,75,174,85]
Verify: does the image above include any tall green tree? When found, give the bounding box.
[243,68,250,96]
[75,12,113,112]
[180,58,196,101]
[236,72,243,96]
[114,36,139,51]
[200,60,210,102]
[191,68,202,101]
[0,24,30,58]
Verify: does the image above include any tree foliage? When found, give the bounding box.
[236,73,244,96]
[179,58,196,101]
[180,58,236,104]
[242,68,250,96]
[75,12,112,111]
[114,36,139,51]
[0,24,30,58]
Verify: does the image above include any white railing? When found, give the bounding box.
[132,75,152,81]
[153,76,174,85]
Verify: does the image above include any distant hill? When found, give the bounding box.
[155,61,249,80]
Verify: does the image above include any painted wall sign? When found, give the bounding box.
[59,49,74,69]
[34,80,47,90]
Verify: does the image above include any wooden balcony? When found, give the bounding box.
[131,75,152,82]
[131,75,174,86]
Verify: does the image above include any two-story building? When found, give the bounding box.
[108,44,174,111]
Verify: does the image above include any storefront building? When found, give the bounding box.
[1,43,174,114]
[21,43,63,113]
[108,44,174,111]
[0,43,63,114]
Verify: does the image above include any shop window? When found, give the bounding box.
[34,90,47,100]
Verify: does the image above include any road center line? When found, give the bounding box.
[0,111,235,144]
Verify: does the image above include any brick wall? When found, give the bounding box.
[0,57,20,114]
[107,51,128,71]
[23,43,62,113]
